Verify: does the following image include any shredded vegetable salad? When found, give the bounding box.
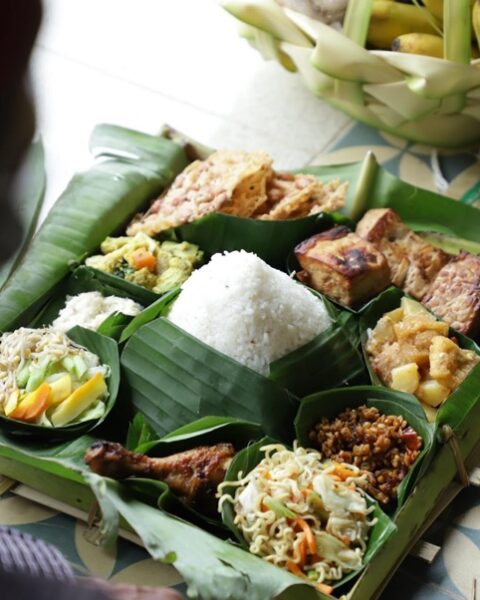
[0,327,109,427]
[218,443,376,593]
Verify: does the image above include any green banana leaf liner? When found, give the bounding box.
[358,287,480,432]
[116,415,265,536]
[0,141,46,291]
[220,437,396,593]
[294,386,434,508]
[120,317,298,442]
[0,125,189,333]
[0,326,120,440]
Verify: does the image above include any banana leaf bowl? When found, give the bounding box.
[221,0,480,148]
[0,124,479,600]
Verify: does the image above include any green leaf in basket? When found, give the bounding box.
[0,326,120,439]
[95,313,134,341]
[176,211,341,269]
[418,232,480,256]
[294,386,434,507]
[0,125,188,332]
[220,437,396,590]
[120,317,298,442]
[0,140,46,291]
[358,287,480,432]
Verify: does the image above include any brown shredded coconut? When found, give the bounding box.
[309,405,422,505]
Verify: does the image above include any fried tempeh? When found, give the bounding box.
[355,208,449,299]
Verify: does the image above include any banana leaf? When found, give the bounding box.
[294,386,434,507]
[175,211,349,269]
[0,326,120,439]
[0,140,46,290]
[358,287,480,431]
[220,437,397,590]
[88,473,326,600]
[120,317,298,441]
[119,287,180,343]
[326,152,480,237]
[269,321,366,397]
[0,126,188,332]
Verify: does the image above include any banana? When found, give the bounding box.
[391,33,444,58]
[473,0,480,49]
[368,1,440,49]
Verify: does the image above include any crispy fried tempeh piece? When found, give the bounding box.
[85,441,235,513]
[355,208,449,299]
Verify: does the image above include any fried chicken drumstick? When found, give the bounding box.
[85,441,235,514]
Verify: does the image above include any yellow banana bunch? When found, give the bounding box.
[392,32,443,58]
[473,0,480,49]
[368,1,440,49]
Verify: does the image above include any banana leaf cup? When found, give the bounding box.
[359,287,480,432]
[0,326,120,439]
[220,437,396,594]
[107,415,265,536]
[294,386,434,508]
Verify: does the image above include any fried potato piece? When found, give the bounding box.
[422,252,480,339]
[295,226,390,306]
[127,150,273,235]
[356,208,449,299]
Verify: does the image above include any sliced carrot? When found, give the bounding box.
[10,383,51,422]
[316,582,333,596]
[296,518,316,555]
[286,561,304,578]
[131,249,157,272]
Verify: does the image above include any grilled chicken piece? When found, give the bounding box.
[422,252,480,339]
[295,226,390,306]
[85,441,235,514]
[355,209,449,299]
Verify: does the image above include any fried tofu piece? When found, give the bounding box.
[355,208,449,299]
[127,150,273,236]
[294,226,391,306]
[422,252,480,339]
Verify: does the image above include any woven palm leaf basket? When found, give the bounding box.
[222,0,480,148]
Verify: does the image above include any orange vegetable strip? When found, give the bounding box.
[296,518,316,555]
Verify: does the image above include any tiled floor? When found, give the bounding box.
[32,0,351,217]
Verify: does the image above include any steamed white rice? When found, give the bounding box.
[168,251,331,375]
[52,292,143,332]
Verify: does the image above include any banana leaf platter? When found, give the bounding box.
[0,124,479,600]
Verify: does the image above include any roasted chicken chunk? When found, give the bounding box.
[422,252,480,339]
[356,208,449,299]
[85,441,235,515]
[295,226,390,306]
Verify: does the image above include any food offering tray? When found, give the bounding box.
[0,124,479,600]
